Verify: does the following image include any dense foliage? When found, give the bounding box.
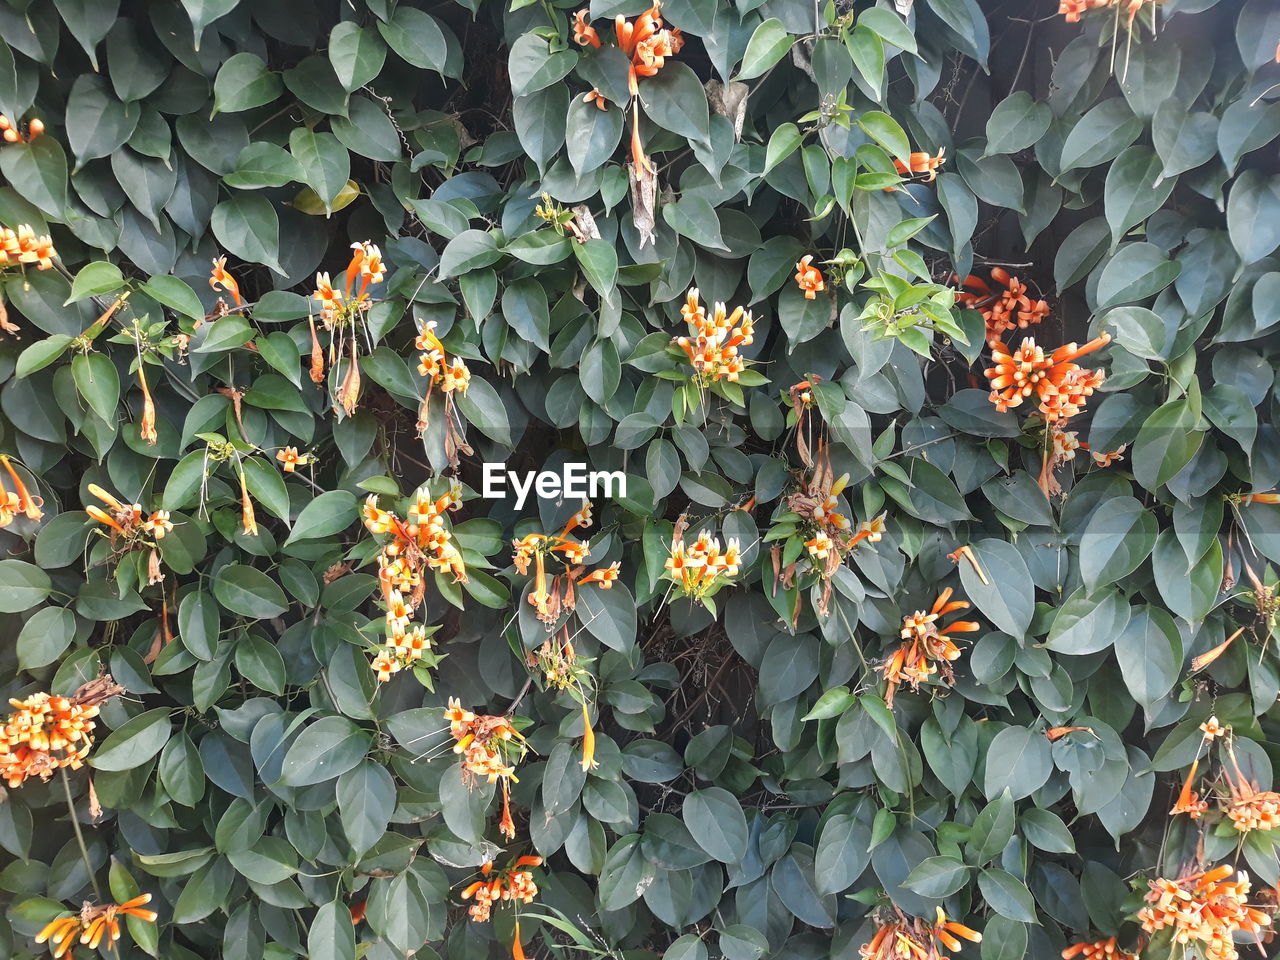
[3,0,1280,958]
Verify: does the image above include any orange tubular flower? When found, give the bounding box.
[276,446,307,472]
[1061,937,1137,960]
[1139,866,1272,960]
[137,366,157,446]
[1242,491,1280,504]
[0,455,43,522]
[0,677,122,788]
[984,334,1111,421]
[893,148,946,182]
[673,288,754,385]
[579,700,598,772]
[1170,758,1208,819]
[795,255,825,299]
[239,470,257,536]
[572,10,601,48]
[860,908,981,960]
[0,224,56,271]
[209,256,242,306]
[955,269,1051,345]
[881,588,980,706]
[583,88,608,111]
[1058,0,1111,23]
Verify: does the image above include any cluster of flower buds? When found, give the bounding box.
[664,528,741,603]
[955,269,1050,346]
[512,502,620,625]
[1171,717,1280,833]
[361,485,466,681]
[985,334,1110,423]
[0,455,43,527]
[36,894,158,958]
[1059,937,1138,960]
[892,148,946,183]
[880,588,980,706]
[571,2,683,175]
[1,223,56,271]
[673,288,754,385]
[445,697,528,838]
[0,114,43,143]
[859,907,982,960]
[1059,0,1160,27]
[414,321,471,440]
[0,676,123,788]
[460,857,542,923]
[303,242,387,413]
[1139,865,1272,960]
[85,484,174,585]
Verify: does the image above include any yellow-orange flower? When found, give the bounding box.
[859,908,981,960]
[0,455,43,526]
[461,856,542,922]
[0,677,122,788]
[276,446,309,472]
[794,255,825,299]
[0,224,56,270]
[955,269,1050,345]
[984,333,1110,422]
[673,288,754,385]
[893,148,946,182]
[1139,865,1272,960]
[209,256,242,306]
[1061,937,1137,960]
[881,588,980,706]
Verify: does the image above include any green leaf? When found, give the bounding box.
[225,142,303,190]
[1079,496,1159,592]
[91,708,172,771]
[66,74,138,169]
[663,195,727,251]
[857,110,911,167]
[683,788,747,864]
[1227,170,1280,265]
[17,606,76,670]
[1059,98,1142,173]
[289,129,351,215]
[1114,606,1183,708]
[211,194,284,275]
[439,229,502,277]
[979,868,1038,923]
[1131,399,1202,491]
[15,335,74,378]
[378,7,448,74]
[508,32,577,98]
[66,261,124,303]
[308,901,357,960]
[337,761,396,858]
[1104,146,1175,247]
[566,94,623,176]
[640,62,710,146]
[968,791,1015,863]
[737,19,791,81]
[329,22,387,92]
[280,716,370,786]
[71,353,120,423]
[983,726,1052,801]
[284,490,357,545]
[213,53,282,114]
[212,564,289,618]
[142,275,206,322]
[984,91,1052,156]
[904,856,969,898]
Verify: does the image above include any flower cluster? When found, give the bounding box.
[306,242,386,414]
[893,148,946,183]
[673,288,754,385]
[0,114,44,143]
[445,698,528,838]
[1138,865,1272,960]
[955,269,1050,346]
[984,334,1110,422]
[1060,937,1138,960]
[1059,0,1162,27]
[461,857,542,923]
[0,455,43,527]
[85,484,175,585]
[414,320,471,447]
[36,895,158,959]
[880,589,980,706]
[362,485,466,681]
[1,223,55,271]
[1168,716,1280,831]
[795,256,825,299]
[512,502,620,625]
[572,2,683,175]
[664,528,741,606]
[860,908,982,960]
[0,676,122,788]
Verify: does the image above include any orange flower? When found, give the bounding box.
[1192,628,1246,672]
[0,677,122,788]
[209,256,242,306]
[1139,866,1272,959]
[577,561,620,588]
[276,446,308,472]
[1058,0,1111,22]
[1045,726,1092,742]
[137,366,158,446]
[0,224,56,270]
[1061,937,1137,960]
[0,454,43,522]
[955,269,1050,345]
[572,9,601,47]
[583,88,609,111]
[239,470,257,536]
[860,908,981,960]
[673,288,754,385]
[984,334,1110,421]
[794,255,825,299]
[336,338,361,415]
[893,148,946,182]
[881,588,980,706]
[0,114,43,143]
[1170,758,1208,819]
[1201,716,1227,740]
[1242,491,1280,504]
[307,314,325,383]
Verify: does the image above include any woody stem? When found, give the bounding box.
[61,769,103,900]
